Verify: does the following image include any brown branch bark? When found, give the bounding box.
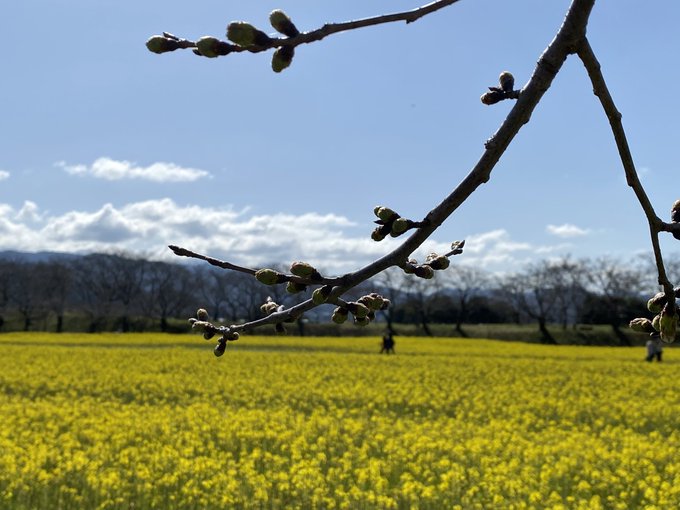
[576,38,675,298]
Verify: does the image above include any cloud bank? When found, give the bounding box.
[56,158,211,182]
[0,199,574,274]
[0,170,9,181]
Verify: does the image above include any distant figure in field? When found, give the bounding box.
[381,331,395,354]
[645,339,663,362]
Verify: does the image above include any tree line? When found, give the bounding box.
[0,251,676,341]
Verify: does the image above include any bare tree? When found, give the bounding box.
[500,262,560,344]
[146,0,680,351]
[439,266,490,335]
[584,256,646,345]
[143,261,195,332]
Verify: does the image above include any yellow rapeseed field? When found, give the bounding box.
[0,333,679,509]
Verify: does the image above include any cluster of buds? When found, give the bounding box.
[331,293,390,327]
[671,200,680,240]
[629,287,680,343]
[399,241,465,279]
[188,308,239,357]
[285,261,323,294]
[371,206,424,242]
[480,71,519,105]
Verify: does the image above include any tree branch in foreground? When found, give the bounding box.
[171,0,607,354]
[577,38,679,342]
[146,0,461,72]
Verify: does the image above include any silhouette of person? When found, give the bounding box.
[381,331,395,354]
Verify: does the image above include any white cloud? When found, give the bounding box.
[56,157,211,182]
[546,223,590,238]
[0,170,9,181]
[0,200,576,274]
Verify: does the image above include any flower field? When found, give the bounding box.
[0,333,679,509]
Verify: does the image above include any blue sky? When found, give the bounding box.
[1,0,679,274]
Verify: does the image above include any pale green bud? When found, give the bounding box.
[499,71,515,92]
[272,46,295,73]
[647,292,666,314]
[652,314,661,332]
[196,308,209,321]
[195,36,219,58]
[269,10,300,37]
[426,255,450,270]
[223,331,240,342]
[481,90,504,105]
[414,265,435,279]
[331,307,349,324]
[347,302,370,319]
[375,206,399,223]
[312,285,333,305]
[227,22,271,47]
[146,36,179,54]
[255,268,286,285]
[286,281,308,294]
[290,261,320,279]
[214,339,227,357]
[629,318,655,334]
[659,304,678,342]
[203,331,215,341]
[390,217,412,237]
[353,316,370,327]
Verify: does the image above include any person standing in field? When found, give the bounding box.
[646,339,663,362]
[381,330,395,354]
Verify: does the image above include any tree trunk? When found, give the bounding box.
[538,318,556,344]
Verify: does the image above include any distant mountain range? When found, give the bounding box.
[0,250,83,263]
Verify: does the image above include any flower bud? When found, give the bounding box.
[652,314,661,332]
[269,10,300,37]
[414,265,435,279]
[380,298,391,311]
[390,218,413,237]
[227,22,271,47]
[223,331,240,342]
[197,308,209,321]
[331,306,349,324]
[272,45,295,73]
[481,90,504,105]
[203,331,215,341]
[260,301,278,315]
[647,292,667,314]
[191,320,211,332]
[659,303,678,342]
[499,71,515,92]
[426,255,450,270]
[146,36,179,54]
[346,302,370,319]
[290,261,320,280]
[255,268,286,285]
[353,316,370,327]
[371,224,391,242]
[286,281,308,294]
[312,285,333,305]
[672,200,680,223]
[195,36,221,58]
[214,339,227,357]
[375,206,400,223]
[629,318,655,334]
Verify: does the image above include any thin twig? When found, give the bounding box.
[576,38,674,297]
[155,0,460,55]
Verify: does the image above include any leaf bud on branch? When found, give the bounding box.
[269,10,300,38]
[194,36,235,58]
[480,71,520,105]
[628,318,656,334]
[226,22,272,47]
[255,268,288,285]
[671,199,680,240]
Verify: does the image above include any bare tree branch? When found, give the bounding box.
[174,0,598,335]
[576,38,675,299]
